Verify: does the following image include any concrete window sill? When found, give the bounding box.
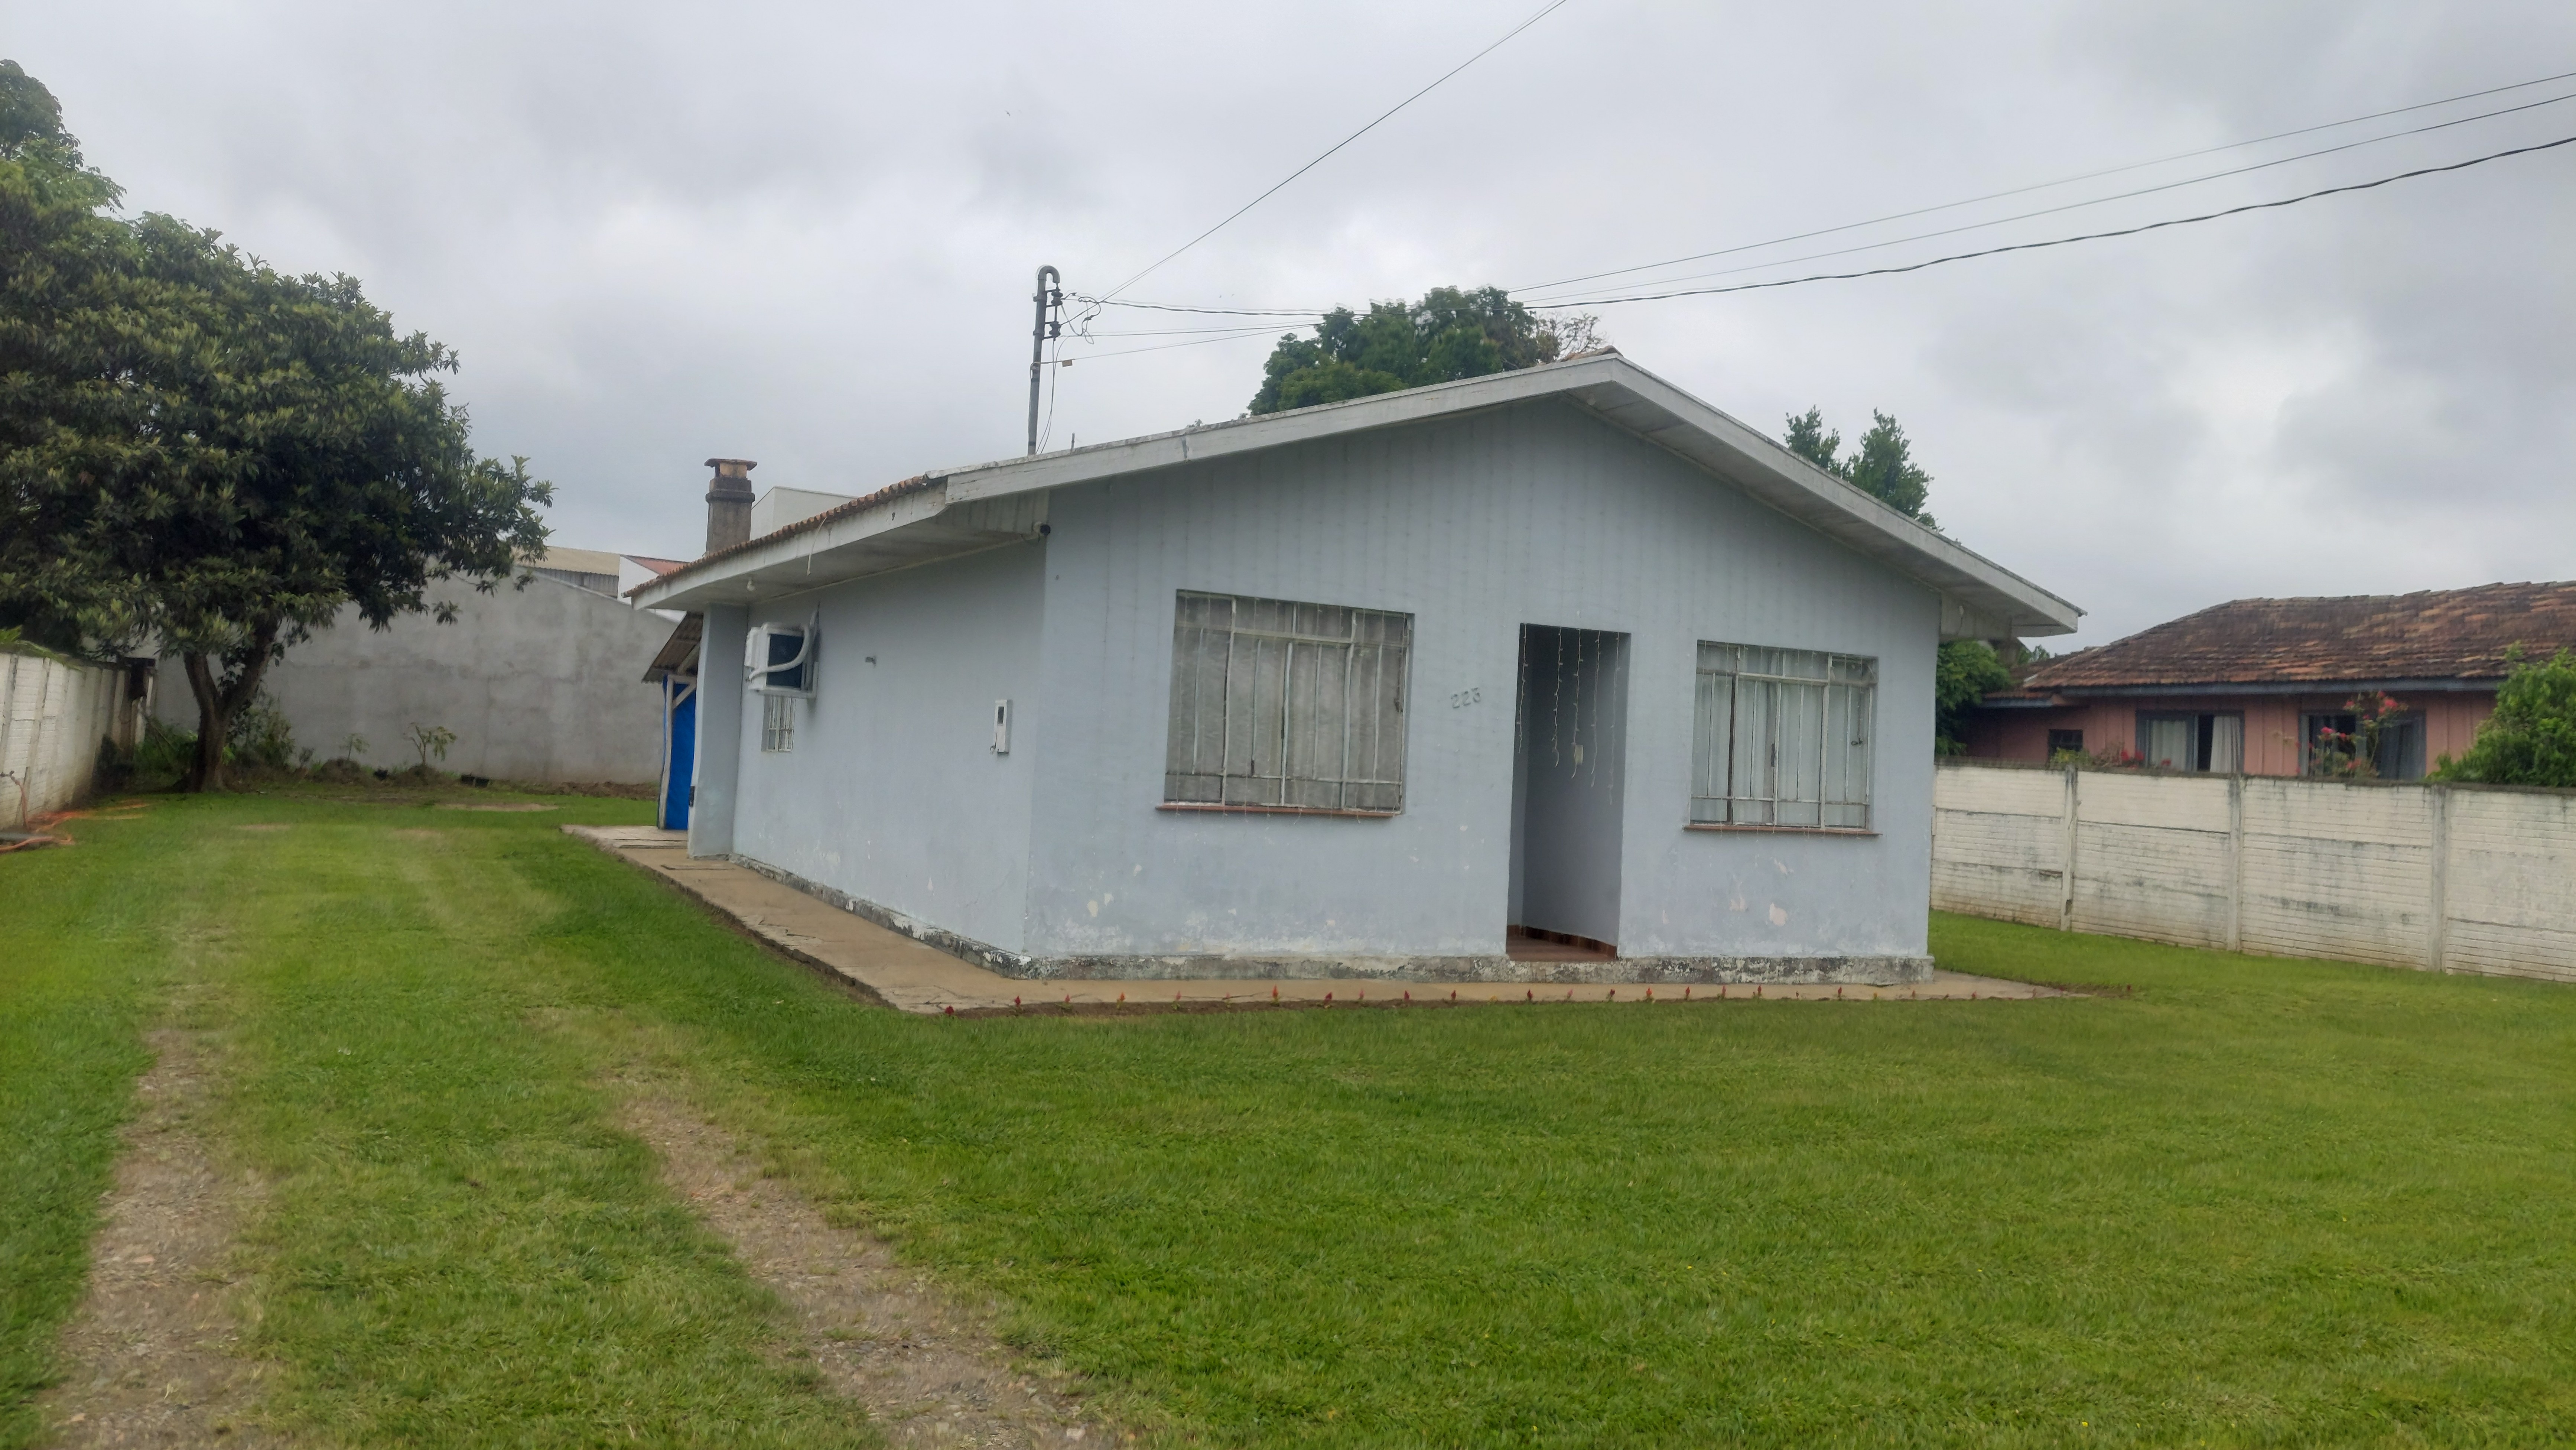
[1158,802,1401,820]
[1684,823,1878,836]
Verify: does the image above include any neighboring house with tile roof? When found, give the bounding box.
[636,351,2078,985]
[1961,581,2576,778]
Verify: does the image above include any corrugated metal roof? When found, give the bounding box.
[642,613,703,684]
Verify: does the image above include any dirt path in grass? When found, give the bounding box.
[620,1094,1115,1448]
[40,1025,276,1448]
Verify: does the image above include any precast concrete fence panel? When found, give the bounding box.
[1932,759,2576,983]
[0,650,123,828]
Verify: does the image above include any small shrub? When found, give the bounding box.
[2435,648,2576,788]
[404,723,458,772]
[131,717,196,785]
[228,692,299,773]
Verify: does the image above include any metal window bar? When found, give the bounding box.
[761,692,794,753]
[1165,590,1411,811]
[1690,642,1873,828]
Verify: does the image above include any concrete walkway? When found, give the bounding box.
[566,825,2061,1015]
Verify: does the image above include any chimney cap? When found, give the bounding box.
[704,458,757,475]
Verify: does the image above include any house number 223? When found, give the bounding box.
[1448,687,1483,708]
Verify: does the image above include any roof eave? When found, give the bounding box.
[2037,678,2505,698]
[635,481,1053,612]
[636,353,2081,634]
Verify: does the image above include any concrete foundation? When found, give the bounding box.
[735,853,1929,986]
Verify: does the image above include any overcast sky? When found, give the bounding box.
[10,0,2572,644]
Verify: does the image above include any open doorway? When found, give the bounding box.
[1508,625,1630,961]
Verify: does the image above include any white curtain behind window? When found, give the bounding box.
[2208,716,2243,774]
[2146,717,2193,771]
[1772,679,1825,827]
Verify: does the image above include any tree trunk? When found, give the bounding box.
[178,619,283,793]
[180,653,227,793]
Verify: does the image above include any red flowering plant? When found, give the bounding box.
[2309,692,2406,780]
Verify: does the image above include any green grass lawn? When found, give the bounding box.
[7,790,2575,1447]
[0,805,167,1450]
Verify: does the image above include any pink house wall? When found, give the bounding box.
[1962,691,2494,776]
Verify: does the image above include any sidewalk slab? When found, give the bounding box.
[565,825,2062,1014]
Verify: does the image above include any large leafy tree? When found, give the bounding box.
[0,62,550,789]
[1248,286,1601,415]
[0,59,175,652]
[1786,404,2009,750]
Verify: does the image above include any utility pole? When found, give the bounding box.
[1027,265,1061,456]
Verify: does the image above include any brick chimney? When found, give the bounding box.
[702,458,757,556]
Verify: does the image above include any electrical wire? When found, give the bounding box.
[1073,69,2576,325]
[1517,88,2576,301]
[1060,133,2576,354]
[1529,133,2576,309]
[1079,323,1320,337]
[1066,330,1304,361]
[1511,66,2576,297]
[1096,0,1577,302]
[1070,299,1331,318]
[1056,98,2576,365]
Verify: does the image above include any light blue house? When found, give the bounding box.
[637,351,2079,984]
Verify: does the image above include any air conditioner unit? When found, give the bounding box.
[745,618,816,697]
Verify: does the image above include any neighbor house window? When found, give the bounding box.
[761,693,794,753]
[2302,709,2426,779]
[2046,728,2085,759]
[1690,643,1874,829]
[1163,591,1411,812]
[2139,712,2243,773]
[2375,713,2426,780]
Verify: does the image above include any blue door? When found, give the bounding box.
[660,683,696,830]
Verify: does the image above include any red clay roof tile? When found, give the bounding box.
[2024,582,2576,690]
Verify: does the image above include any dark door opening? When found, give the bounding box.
[1508,625,1629,961]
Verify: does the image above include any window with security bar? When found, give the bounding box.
[761,692,794,753]
[1690,643,1874,829]
[1164,591,1412,813]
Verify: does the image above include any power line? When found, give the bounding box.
[1530,133,2576,309]
[1072,299,1331,318]
[1096,0,1577,303]
[1519,88,2576,302]
[1079,322,1318,338]
[1511,66,2576,297]
[1075,69,2576,319]
[1066,330,1300,361]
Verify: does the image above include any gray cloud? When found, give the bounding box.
[9,0,2570,644]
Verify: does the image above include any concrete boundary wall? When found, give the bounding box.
[154,573,671,784]
[1931,759,2576,983]
[0,651,125,828]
